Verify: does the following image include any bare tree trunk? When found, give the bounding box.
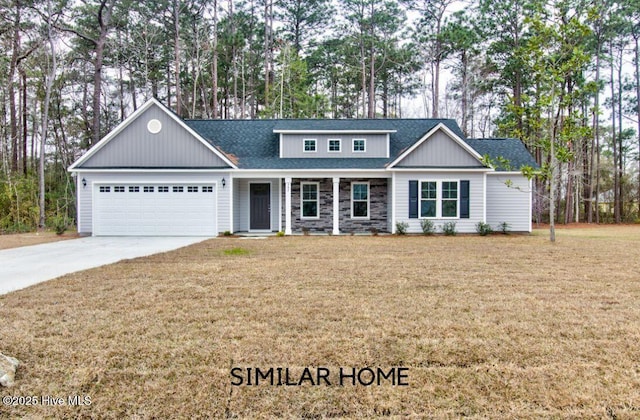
[264,0,273,112]
[589,47,601,223]
[130,68,137,110]
[212,0,218,119]
[173,0,182,116]
[91,0,114,146]
[461,51,468,136]
[21,69,27,175]
[635,37,640,220]
[367,0,375,118]
[368,53,375,118]
[617,51,624,222]
[118,51,125,121]
[40,0,57,230]
[610,44,620,223]
[549,125,556,242]
[8,3,20,173]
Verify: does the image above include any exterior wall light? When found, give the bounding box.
[82,178,87,188]
[222,177,226,188]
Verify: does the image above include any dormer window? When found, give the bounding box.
[353,139,366,152]
[328,139,341,152]
[304,139,317,152]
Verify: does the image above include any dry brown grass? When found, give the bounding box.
[1,227,640,418]
[0,231,78,250]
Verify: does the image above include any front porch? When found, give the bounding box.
[231,176,391,235]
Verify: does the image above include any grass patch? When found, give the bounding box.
[223,247,250,256]
[1,227,640,417]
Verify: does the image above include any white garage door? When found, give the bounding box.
[93,184,216,236]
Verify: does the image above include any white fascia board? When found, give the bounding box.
[387,123,485,168]
[273,129,397,134]
[69,168,232,173]
[388,167,494,173]
[486,171,525,176]
[68,98,238,171]
[231,169,389,179]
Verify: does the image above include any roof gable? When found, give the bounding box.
[69,99,236,170]
[388,123,485,169]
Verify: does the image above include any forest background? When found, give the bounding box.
[0,0,638,233]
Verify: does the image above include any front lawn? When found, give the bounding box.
[1,227,639,418]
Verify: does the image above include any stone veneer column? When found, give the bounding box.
[285,177,292,235]
[332,177,340,235]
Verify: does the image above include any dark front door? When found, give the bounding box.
[250,183,271,230]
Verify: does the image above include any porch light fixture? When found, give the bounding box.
[82,178,87,188]
[221,177,226,188]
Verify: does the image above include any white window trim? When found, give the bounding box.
[352,138,366,152]
[300,182,320,219]
[328,138,342,153]
[419,180,460,219]
[303,138,317,153]
[351,181,370,219]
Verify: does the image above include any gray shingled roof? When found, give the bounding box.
[466,138,538,170]
[184,119,536,171]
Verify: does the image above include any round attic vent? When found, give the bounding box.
[147,119,162,134]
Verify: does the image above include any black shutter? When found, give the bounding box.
[460,180,470,219]
[409,180,418,218]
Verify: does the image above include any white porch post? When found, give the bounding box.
[333,177,340,235]
[285,177,292,235]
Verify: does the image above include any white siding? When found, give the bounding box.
[486,173,531,232]
[393,171,485,233]
[233,179,242,232]
[235,178,280,232]
[76,171,231,235]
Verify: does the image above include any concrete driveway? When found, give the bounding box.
[0,236,212,295]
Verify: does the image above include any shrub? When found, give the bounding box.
[395,221,409,235]
[369,227,379,236]
[442,221,457,236]
[52,216,68,235]
[498,222,511,234]
[420,219,437,235]
[222,230,232,237]
[301,227,310,236]
[0,175,39,232]
[475,221,493,236]
[276,231,285,237]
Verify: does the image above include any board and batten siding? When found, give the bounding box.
[280,133,388,158]
[395,131,481,168]
[79,104,229,168]
[486,173,531,232]
[393,171,485,233]
[76,171,231,235]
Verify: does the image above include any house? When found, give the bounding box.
[68,98,537,236]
